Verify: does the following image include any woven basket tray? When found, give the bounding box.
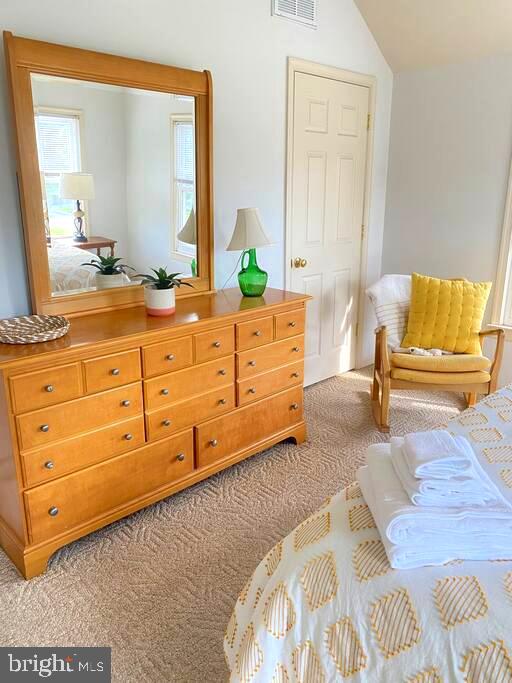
[0,314,70,344]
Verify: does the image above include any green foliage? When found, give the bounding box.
[81,255,134,275]
[137,267,194,290]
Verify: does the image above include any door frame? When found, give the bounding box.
[285,57,377,369]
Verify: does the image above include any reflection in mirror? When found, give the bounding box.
[30,74,197,297]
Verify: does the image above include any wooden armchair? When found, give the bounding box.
[371,326,505,432]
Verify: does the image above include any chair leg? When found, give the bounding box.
[466,392,477,407]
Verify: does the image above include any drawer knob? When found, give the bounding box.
[121,399,131,407]
[162,419,171,427]
[45,384,54,393]
[219,369,227,376]
[254,330,262,337]
[248,360,256,367]
[166,354,175,361]
[44,460,54,470]
[292,346,300,353]
[111,368,120,376]
[176,453,185,462]
[48,506,59,517]
[218,398,227,405]
[209,439,218,447]
[290,402,299,410]
[292,372,300,378]
[289,321,297,327]
[161,388,170,396]
[124,433,133,441]
[213,341,221,348]
[248,387,256,394]
[40,424,50,433]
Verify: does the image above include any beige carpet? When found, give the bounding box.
[0,368,464,682]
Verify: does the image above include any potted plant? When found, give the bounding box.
[138,267,193,316]
[81,255,134,290]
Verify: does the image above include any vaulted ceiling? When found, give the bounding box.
[354,0,512,72]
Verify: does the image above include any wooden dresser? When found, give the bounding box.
[0,288,309,578]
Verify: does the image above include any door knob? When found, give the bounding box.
[293,257,308,268]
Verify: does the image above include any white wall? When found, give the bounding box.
[0,0,392,358]
[383,55,512,383]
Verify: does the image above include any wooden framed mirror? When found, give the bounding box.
[4,32,214,316]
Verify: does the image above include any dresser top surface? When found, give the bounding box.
[0,288,309,366]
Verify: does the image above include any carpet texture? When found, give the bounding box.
[0,368,464,682]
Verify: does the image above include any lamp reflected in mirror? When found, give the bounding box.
[177,208,197,276]
[59,172,95,242]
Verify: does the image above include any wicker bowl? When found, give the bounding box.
[0,314,70,344]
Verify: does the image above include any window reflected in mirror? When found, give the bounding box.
[31,74,197,296]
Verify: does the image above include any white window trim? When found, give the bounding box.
[170,113,195,264]
[34,106,90,237]
[491,154,512,335]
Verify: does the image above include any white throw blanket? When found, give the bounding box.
[358,444,512,569]
[403,429,472,477]
[391,436,504,507]
[366,273,411,350]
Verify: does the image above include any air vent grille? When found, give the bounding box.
[272,0,317,28]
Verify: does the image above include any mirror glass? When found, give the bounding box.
[30,74,197,297]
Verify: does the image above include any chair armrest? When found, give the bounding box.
[374,326,390,373]
[479,328,505,385]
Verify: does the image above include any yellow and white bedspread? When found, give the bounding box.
[225,387,512,682]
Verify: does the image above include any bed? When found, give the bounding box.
[224,387,512,682]
[47,240,97,293]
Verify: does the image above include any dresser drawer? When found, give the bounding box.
[237,335,304,379]
[24,430,193,544]
[83,349,141,393]
[274,308,305,340]
[21,416,145,487]
[9,363,82,414]
[17,382,143,451]
[237,361,303,406]
[196,386,303,469]
[236,316,273,351]
[144,356,235,410]
[142,335,193,378]
[146,384,235,441]
[194,326,234,364]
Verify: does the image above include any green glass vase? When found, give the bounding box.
[238,248,268,297]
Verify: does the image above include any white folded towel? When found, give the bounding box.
[403,429,472,478]
[357,444,512,569]
[390,436,505,507]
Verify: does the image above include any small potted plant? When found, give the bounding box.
[81,255,134,290]
[138,267,193,316]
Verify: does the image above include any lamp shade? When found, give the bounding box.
[226,208,273,251]
[60,173,95,200]
[177,208,197,245]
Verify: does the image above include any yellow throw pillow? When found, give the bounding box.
[401,273,492,354]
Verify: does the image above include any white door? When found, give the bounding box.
[289,71,370,386]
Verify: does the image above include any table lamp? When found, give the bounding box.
[177,208,197,277]
[59,172,95,242]
[226,208,273,297]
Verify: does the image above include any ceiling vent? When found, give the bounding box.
[272,0,317,28]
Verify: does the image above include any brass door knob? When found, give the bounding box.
[162,419,171,427]
[44,460,54,469]
[210,439,218,447]
[45,384,54,393]
[166,354,175,361]
[176,453,185,462]
[121,400,131,407]
[111,368,120,376]
[161,388,169,396]
[293,257,308,268]
[48,506,59,517]
[40,424,49,432]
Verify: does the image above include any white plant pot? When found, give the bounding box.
[144,286,176,317]
[95,272,127,290]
